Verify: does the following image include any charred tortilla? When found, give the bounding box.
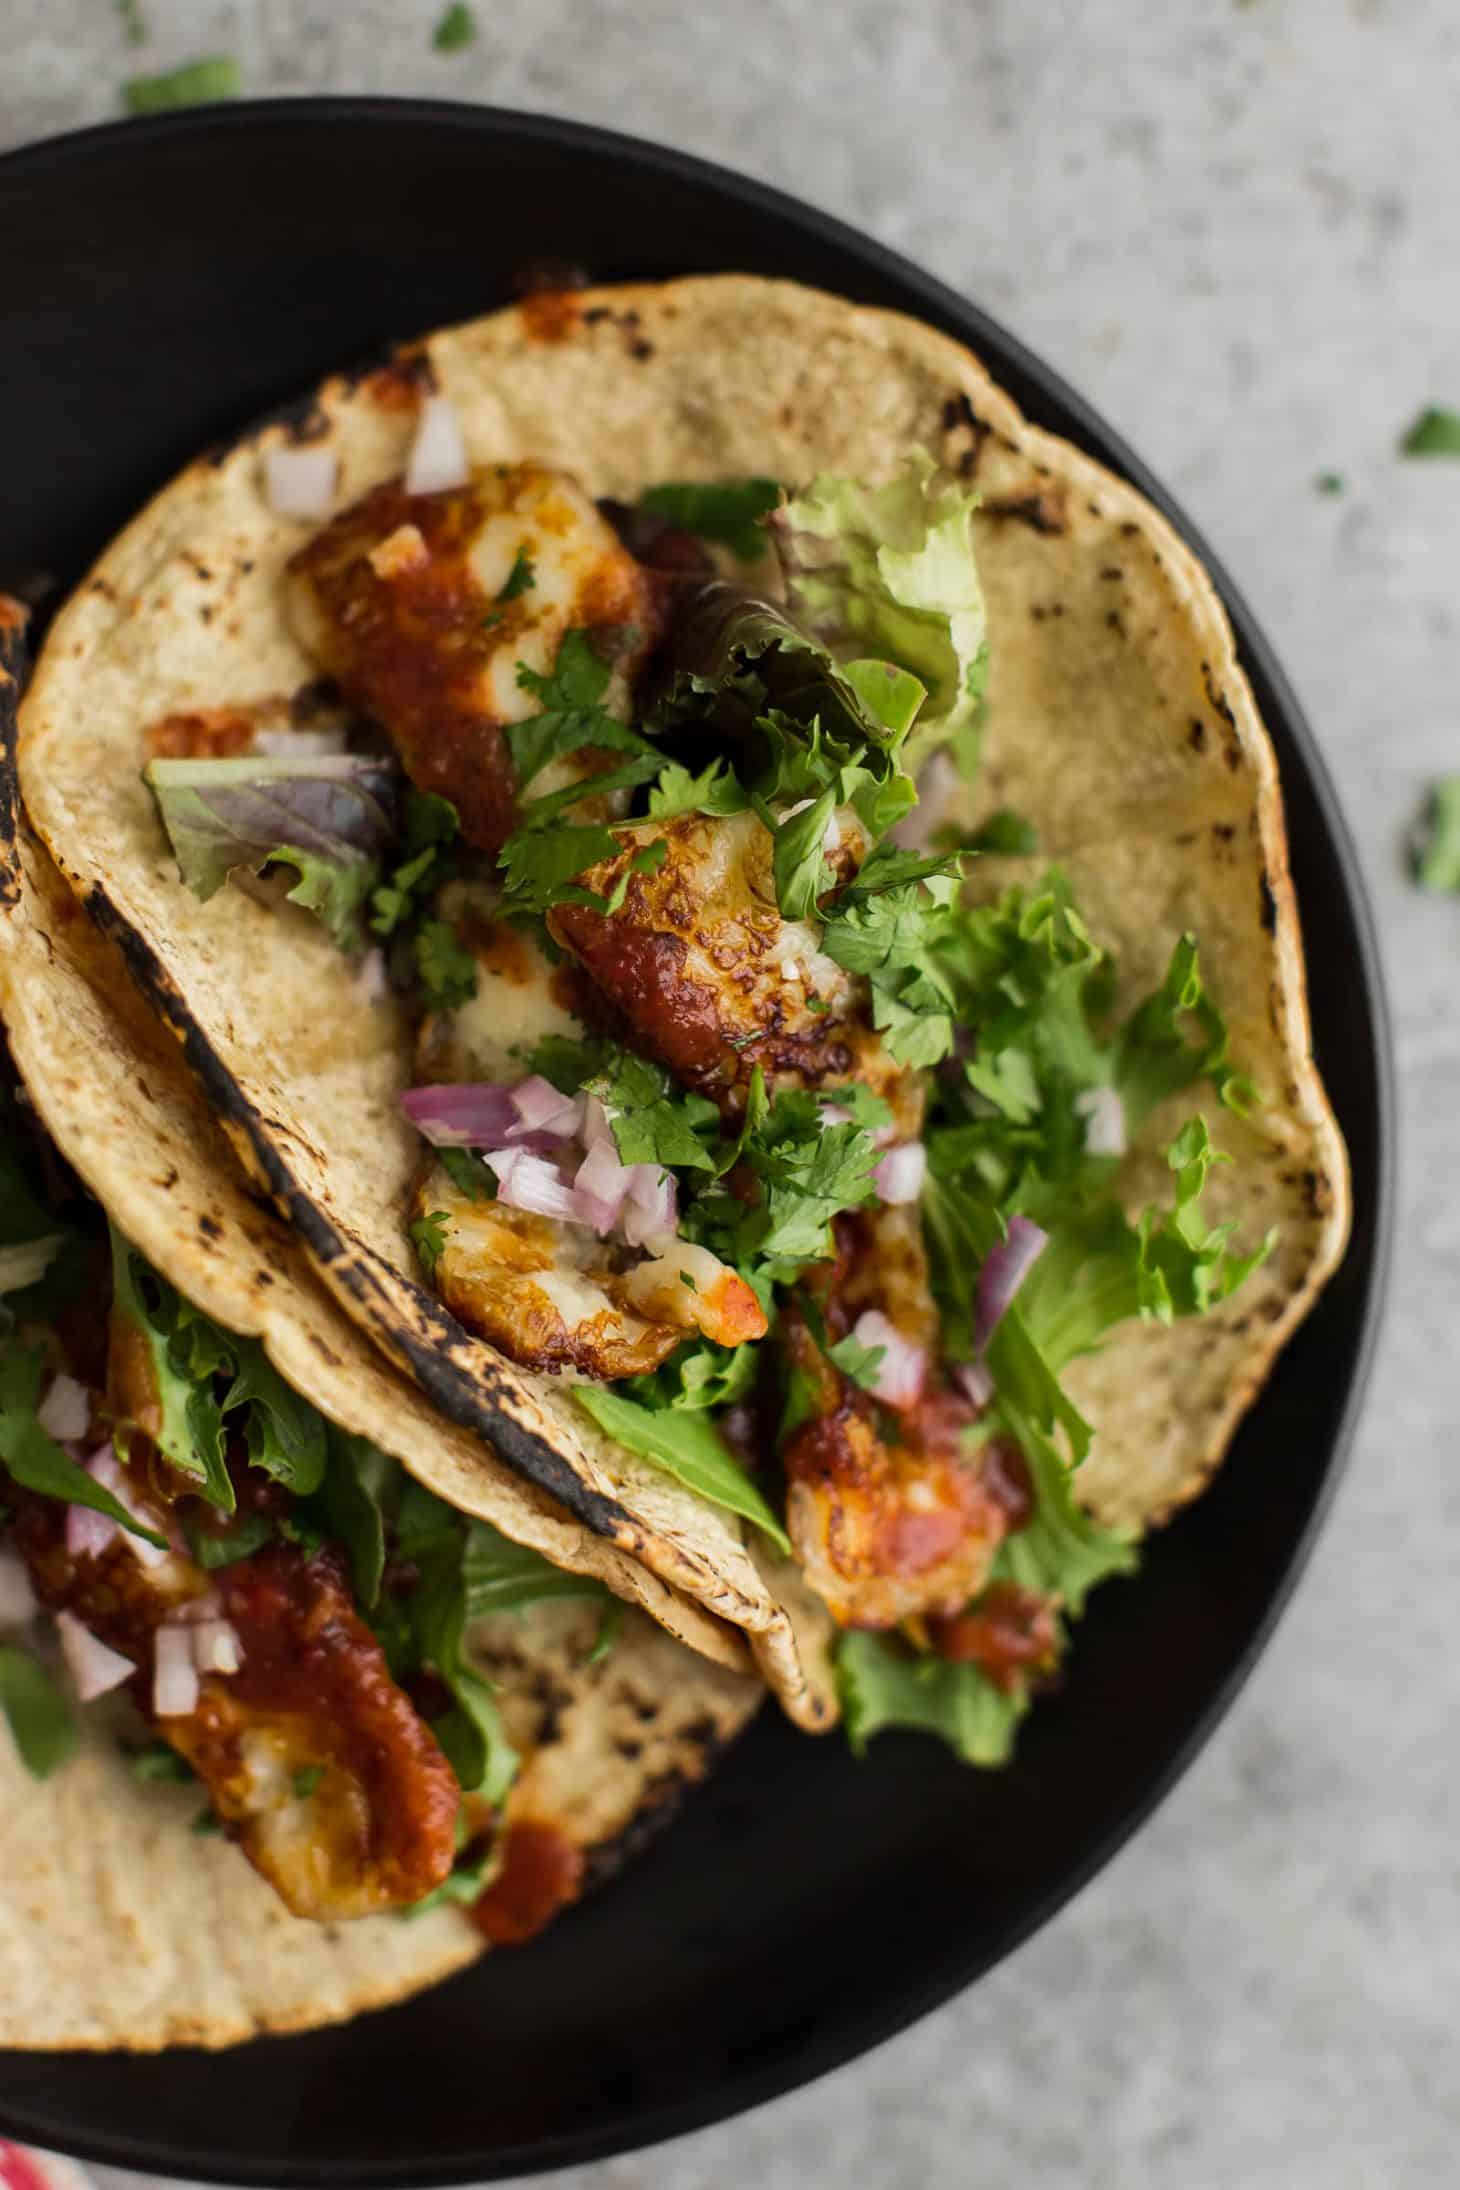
[10,276,1348,1722]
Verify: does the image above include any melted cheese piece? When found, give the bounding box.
[285,462,658,852]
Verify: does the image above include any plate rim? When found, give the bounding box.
[0,92,1395,2188]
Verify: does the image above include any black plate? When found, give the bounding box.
[0,100,1391,2187]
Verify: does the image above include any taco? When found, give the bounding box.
[8,275,1348,1764]
[0,631,758,2046]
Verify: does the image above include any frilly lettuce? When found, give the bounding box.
[770,453,988,762]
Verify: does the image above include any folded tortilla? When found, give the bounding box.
[8,276,1348,1721]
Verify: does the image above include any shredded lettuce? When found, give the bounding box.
[144,754,398,951]
[772,453,988,766]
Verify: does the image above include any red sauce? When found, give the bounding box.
[473,1818,585,1945]
[518,289,584,344]
[143,706,256,760]
[929,1582,1059,1692]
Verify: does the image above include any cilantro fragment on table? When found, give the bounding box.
[1399,408,1460,458]
[1314,472,1345,497]
[1411,778,1460,893]
[433,3,477,51]
[123,55,240,112]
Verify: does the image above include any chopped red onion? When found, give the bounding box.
[56,1612,134,1703]
[509,1076,583,1141]
[86,1446,169,1569]
[973,1216,1049,1354]
[484,1148,580,1222]
[573,1140,632,1234]
[1075,1084,1127,1159]
[0,1547,36,1628]
[620,1167,678,1249]
[65,1501,119,1563]
[264,444,337,520]
[405,394,469,495]
[153,1626,201,1718]
[36,1373,90,1444]
[189,1619,243,1676]
[953,1359,995,1410]
[851,1311,927,1408]
[581,1094,616,1151]
[873,1141,927,1205]
[402,1082,521,1148]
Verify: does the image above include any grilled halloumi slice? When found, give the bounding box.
[286,462,660,851]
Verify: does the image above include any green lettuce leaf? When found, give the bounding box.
[837,1631,1026,1766]
[461,1518,616,1620]
[772,452,988,762]
[573,1386,790,1553]
[0,1344,166,1547]
[0,1644,78,1779]
[143,755,398,951]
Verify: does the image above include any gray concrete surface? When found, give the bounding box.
[4,3,1457,2186]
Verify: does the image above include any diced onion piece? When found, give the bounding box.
[581,1094,616,1152]
[572,1140,632,1234]
[1075,1083,1127,1159]
[402,1082,521,1148]
[0,1234,64,1297]
[953,1359,995,1410]
[818,1101,853,1127]
[253,726,349,758]
[973,1216,1049,1354]
[620,1167,678,1249]
[264,444,337,520]
[189,1619,243,1676]
[873,1141,927,1205]
[65,1500,119,1563]
[851,1311,927,1407]
[405,394,469,495]
[36,1373,90,1443]
[355,947,389,1003]
[483,1149,579,1222]
[0,1548,36,1629]
[508,1076,583,1142]
[56,1611,133,1703]
[152,1625,201,1718]
[85,1446,169,1569]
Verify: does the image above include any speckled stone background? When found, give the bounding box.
[3,3,1456,2186]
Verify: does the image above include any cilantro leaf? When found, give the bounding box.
[1114,933,1257,1126]
[497,822,666,916]
[409,1209,451,1278]
[129,1742,196,1785]
[741,1101,880,1268]
[123,55,240,112]
[586,1049,720,1172]
[646,758,750,821]
[1412,778,1460,893]
[573,1387,789,1553]
[1399,407,1460,457]
[432,2,476,50]
[638,478,781,561]
[437,1147,495,1201]
[371,791,461,938]
[415,918,478,1009]
[508,630,657,790]
[496,548,534,602]
[622,1334,759,1412]
[961,807,1038,856]
[0,1645,78,1779]
[224,1343,328,1497]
